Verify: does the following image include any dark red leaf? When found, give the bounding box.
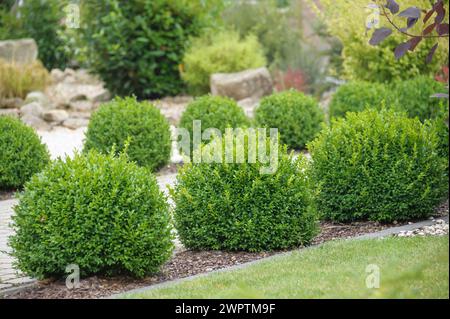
[426,43,438,63]
[408,36,422,51]
[406,17,418,29]
[431,93,449,99]
[434,1,445,24]
[437,23,449,36]
[423,9,435,23]
[394,41,411,59]
[422,22,436,35]
[398,7,421,19]
[369,27,393,45]
[385,0,399,14]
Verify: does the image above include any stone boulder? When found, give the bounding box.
[21,114,50,131]
[62,118,89,130]
[0,97,23,109]
[24,91,52,109]
[20,102,44,118]
[210,67,273,101]
[42,110,69,124]
[0,108,20,118]
[0,39,38,64]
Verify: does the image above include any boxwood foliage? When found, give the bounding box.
[80,0,220,99]
[9,150,174,279]
[328,81,391,119]
[392,76,447,121]
[0,116,50,189]
[255,90,324,150]
[178,95,250,155]
[309,108,448,223]
[171,131,318,251]
[84,97,171,172]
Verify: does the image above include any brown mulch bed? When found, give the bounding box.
[2,199,448,299]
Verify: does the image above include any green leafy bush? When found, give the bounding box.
[309,108,448,223]
[171,131,318,251]
[328,81,391,119]
[392,76,447,121]
[179,95,250,155]
[0,0,73,70]
[181,31,267,95]
[84,97,171,172]
[255,90,324,149]
[9,151,173,279]
[312,0,447,83]
[0,116,50,190]
[80,0,219,99]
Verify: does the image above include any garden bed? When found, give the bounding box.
[3,199,447,299]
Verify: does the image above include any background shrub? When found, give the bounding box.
[80,0,220,99]
[255,90,324,149]
[393,76,447,121]
[310,0,448,83]
[84,97,171,172]
[172,132,318,251]
[0,0,73,70]
[309,108,448,223]
[222,0,326,95]
[179,95,250,154]
[9,151,173,279]
[328,81,391,119]
[0,116,50,189]
[0,60,50,99]
[181,30,267,95]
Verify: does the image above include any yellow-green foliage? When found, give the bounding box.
[182,31,267,95]
[0,59,50,99]
[306,0,448,82]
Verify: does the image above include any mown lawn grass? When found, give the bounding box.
[121,236,449,299]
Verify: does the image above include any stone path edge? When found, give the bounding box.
[109,215,449,299]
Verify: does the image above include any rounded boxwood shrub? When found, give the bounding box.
[84,97,171,172]
[255,90,324,150]
[0,116,50,189]
[9,151,173,279]
[309,108,448,223]
[172,131,318,251]
[328,81,391,119]
[179,95,250,154]
[392,76,447,121]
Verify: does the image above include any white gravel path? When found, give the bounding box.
[38,127,86,160]
[37,126,183,163]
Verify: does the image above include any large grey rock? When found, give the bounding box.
[210,67,273,101]
[69,100,94,112]
[20,102,44,117]
[0,97,23,109]
[62,118,89,130]
[0,108,20,118]
[42,110,69,124]
[0,39,38,64]
[24,92,51,109]
[47,83,110,108]
[21,114,51,131]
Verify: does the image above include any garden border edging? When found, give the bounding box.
[109,215,449,299]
